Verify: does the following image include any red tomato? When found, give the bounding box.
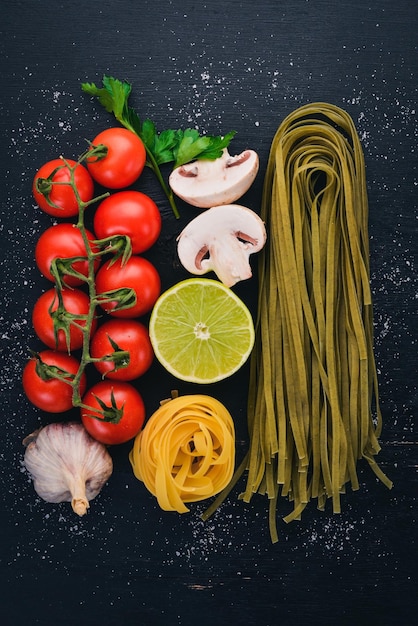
[81,380,145,445]
[35,223,100,286]
[33,158,94,218]
[90,319,154,381]
[86,128,146,189]
[93,191,161,254]
[32,287,97,351]
[22,350,86,413]
[95,256,161,318]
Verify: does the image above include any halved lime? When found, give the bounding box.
[149,278,255,383]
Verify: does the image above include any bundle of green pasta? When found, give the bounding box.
[240,102,392,541]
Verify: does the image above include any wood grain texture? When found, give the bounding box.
[0,0,417,624]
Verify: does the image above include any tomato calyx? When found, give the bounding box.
[96,234,133,265]
[92,335,131,375]
[34,164,62,196]
[50,255,91,289]
[47,290,89,353]
[35,173,68,213]
[84,141,109,163]
[31,350,75,384]
[81,389,124,424]
[95,287,137,313]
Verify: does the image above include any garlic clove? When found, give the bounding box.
[23,422,113,516]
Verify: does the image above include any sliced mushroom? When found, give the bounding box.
[177,204,267,287]
[169,148,259,208]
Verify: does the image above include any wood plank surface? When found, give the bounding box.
[0,1,416,624]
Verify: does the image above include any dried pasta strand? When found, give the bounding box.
[242,103,393,541]
[130,395,235,513]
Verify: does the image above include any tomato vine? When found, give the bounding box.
[32,149,140,422]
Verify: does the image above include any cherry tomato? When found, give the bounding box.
[86,128,146,189]
[90,318,154,381]
[35,223,100,286]
[33,158,94,218]
[22,350,86,413]
[95,256,161,318]
[32,287,97,351]
[81,380,145,445]
[93,191,161,254]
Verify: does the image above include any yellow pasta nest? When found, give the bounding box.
[129,395,235,513]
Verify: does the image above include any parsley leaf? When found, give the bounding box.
[81,76,236,219]
[82,76,131,122]
[173,129,236,168]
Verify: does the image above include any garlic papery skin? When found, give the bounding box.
[23,422,113,516]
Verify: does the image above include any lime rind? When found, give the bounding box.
[149,278,255,383]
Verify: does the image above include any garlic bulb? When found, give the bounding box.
[23,422,113,516]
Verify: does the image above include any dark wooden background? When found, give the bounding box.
[1,1,417,624]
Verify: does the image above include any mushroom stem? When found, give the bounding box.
[208,235,255,287]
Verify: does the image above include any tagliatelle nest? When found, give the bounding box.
[129,394,235,513]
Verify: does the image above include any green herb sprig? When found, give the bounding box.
[81,75,236,219]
